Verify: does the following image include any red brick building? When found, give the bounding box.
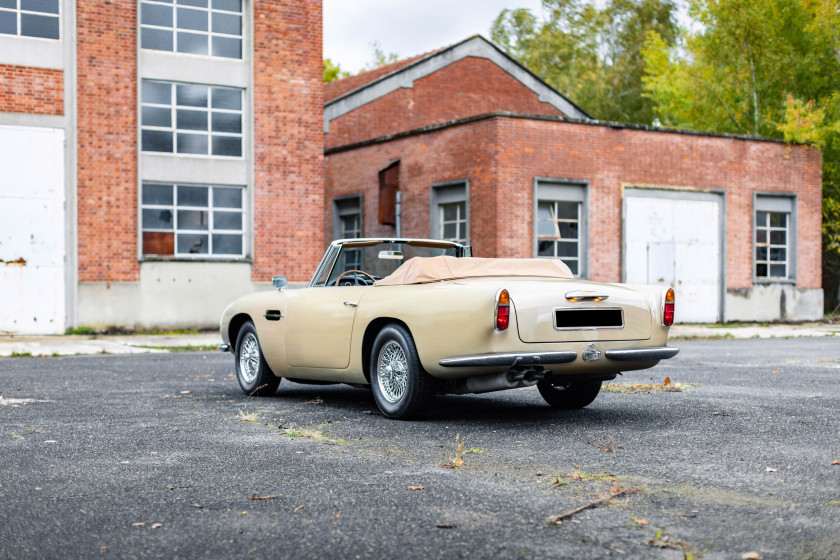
[324,36,823,322]
[0,0,323,333]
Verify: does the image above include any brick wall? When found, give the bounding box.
[252,0,324,283]
[0,64,63,115]
[76,0,139,282]
[325,116,822,289]
[325,57,563,150]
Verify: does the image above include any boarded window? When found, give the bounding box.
[378,161,399,226]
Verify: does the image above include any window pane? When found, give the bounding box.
[21,0,58,14]
[143,232,175,255]
[769,248,786,262]
[177,185,208,206]
[537,240,554,257]
[143,81,171,104]
[213,187,241,208]
[442,222,457,239]
[770,230,786,245]
[142,183,174,205]
[769,264,786,277]
[177,108,208,131]
[176,31,208,54]
[177,209,209,230]
[756,212,767,226]
[142,2,172,26]
[142,106,171,128]
[142,26,173,50]
[176,84,207,107]
[211,36,241,58]
[177,233,209,254]
[177,132,208,154]
[558,222,578,239]
[212,0,240,11]
[756,246,768,261]
[211,87,241,110]
[212,12,239,34]
[212,234,242,255]
[143,208,174,230]
[179,0,207,7]
[566,260,579,276]
[142,130,173,152]
[0,12,16,35]
[211,136,241,157]
[756,263,767,277]
[441,203,458,222]
[756,230,767,244]
[556,241,578,258]
[770,212,787,227]
[555,202,578,220]
[537,221,555,237]
[0,0,16,9]
[211,111,240,133]
[213,211,241,230]
[177,6,207,31]
[537,202,552,220]
[20,13,58,38]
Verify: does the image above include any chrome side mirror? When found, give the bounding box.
[272,275,287,291]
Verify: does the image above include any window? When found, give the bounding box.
[0,0,60,39]
[141,182,245,257]
[431,181,469,245]
[333,195,362,271]
[755,194,796,281]
[534,181,588,277]
[140,0,242,59]
[141,80,243,157]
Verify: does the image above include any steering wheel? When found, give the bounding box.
[336,270,376,286]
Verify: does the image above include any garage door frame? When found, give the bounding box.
[621,185,727,323]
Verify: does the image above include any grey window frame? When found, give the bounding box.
[0,0,61,40]
[533,179,589,278]
[430,180,469,245]
[140,0,243,59]
[333,194,363,272]
[140,79,244,158]
[753,193,797,283]
[141,181,247,259]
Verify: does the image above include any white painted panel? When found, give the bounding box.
[0,125,66,334]
[625,194,721,323]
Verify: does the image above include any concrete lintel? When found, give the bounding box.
[0,112,65,128]
[0,35,64,69]
[141,154,248,186]
[140,51,249,88]
[324,36,590,133]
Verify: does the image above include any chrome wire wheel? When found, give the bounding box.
[238,332,260,384]
[376,340,408,403]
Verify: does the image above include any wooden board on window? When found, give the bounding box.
[378,161,399,226]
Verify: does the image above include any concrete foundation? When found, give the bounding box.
[724,285,824,322]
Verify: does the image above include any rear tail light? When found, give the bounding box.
[663,288,675,326]
[495,289,510,331]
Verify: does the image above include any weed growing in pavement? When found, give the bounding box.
[238,384,267,423]
[8,352,32,358]
[443,434,467,468]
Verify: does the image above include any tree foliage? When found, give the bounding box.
[323,58,350,83]
[491,0,679,123]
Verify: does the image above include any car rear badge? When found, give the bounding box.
[582,343,602,362]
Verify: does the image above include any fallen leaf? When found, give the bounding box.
[334,515,341,520]
[131,522,145,527]
[241,511,247,515]
[293,505,305,512]
[151,523,162,529]
[180,390,192,394]
[634,518,650,525]
[741,553,761,560]
[610,483,620,493]
[250,494,282,500]
[43,440,57,444]
[436,523,457,529]
[765,467,777,472]
[408,485,425,491]
[832,460,840,465]
[192,504,203,509]
[664,376,671,385]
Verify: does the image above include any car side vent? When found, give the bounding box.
[554,308,623,329]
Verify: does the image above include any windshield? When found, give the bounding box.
[315,241,459,287]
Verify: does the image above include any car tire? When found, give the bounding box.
[234,321,280,396]
[370,324,436,419]
[537,378,602,409]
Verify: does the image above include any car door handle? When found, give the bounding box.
[343,301,358,307]
[264,310,282,321]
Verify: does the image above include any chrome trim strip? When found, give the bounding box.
[219,344,231,353]
[565,291,610,301]
[605,346,679,361]
[553,306,624,331]
[439,351,577,368]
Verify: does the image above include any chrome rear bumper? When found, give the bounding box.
[438,346,679,367]
[604,346,679,361]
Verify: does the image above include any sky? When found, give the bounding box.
[323,0,544,74]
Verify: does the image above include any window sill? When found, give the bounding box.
[753,278,796,285]
[140,256,251,264]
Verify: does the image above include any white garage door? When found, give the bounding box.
[0,125,66,334]
[624,190,722,323]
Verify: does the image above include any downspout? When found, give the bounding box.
[395,190,402,238]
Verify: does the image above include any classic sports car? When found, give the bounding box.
[220,238,678,419]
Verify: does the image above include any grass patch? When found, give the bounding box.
[9,352,32,358]
[65,326,96,335]
[826,500,840,507]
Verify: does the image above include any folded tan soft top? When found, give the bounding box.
[374,255,574,286]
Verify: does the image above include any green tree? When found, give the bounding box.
[490,0,679,123]
[323,58,350,83]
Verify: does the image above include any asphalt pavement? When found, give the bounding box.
[1,338,839,559]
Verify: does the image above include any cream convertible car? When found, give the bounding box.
[219,239,678,419]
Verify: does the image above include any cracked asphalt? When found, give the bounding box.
[1,337,839,559]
